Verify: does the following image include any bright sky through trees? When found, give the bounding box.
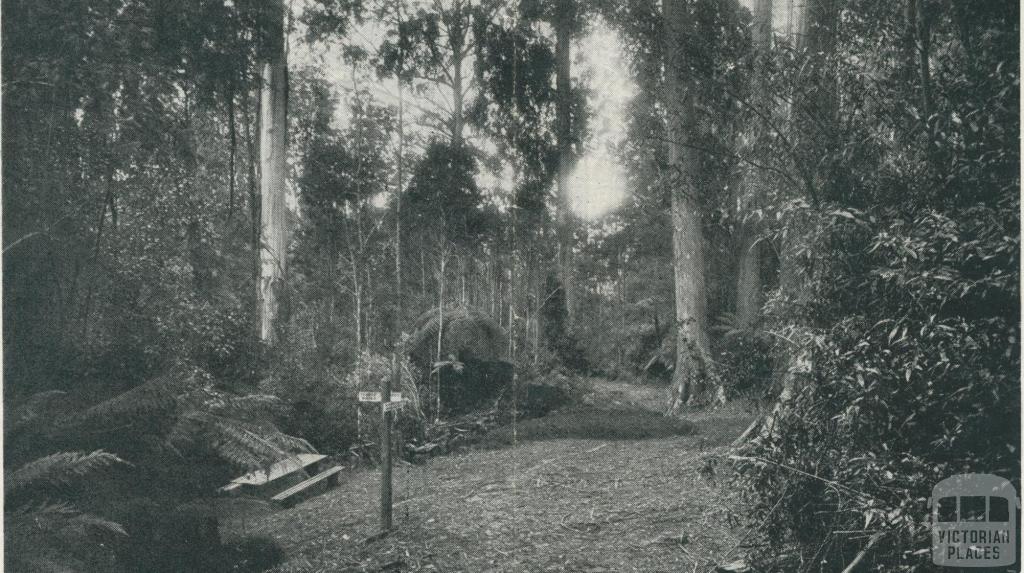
[292,8,635,221]
[569,25,636,220]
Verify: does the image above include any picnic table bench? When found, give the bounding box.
[271,465,344,507]
[218,453,328,497]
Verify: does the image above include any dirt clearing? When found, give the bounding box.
[222,379,756,572]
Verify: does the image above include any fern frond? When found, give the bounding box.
[173,412,315,471]
[9,390,68,432]
[210,393,285,420]
[66,510,129,536]
[6,450,129,495]
[10,501,127,537]
[74,375,182,430]
[211,417,315,467]
[165,411,206,455]
[208,420,281,469]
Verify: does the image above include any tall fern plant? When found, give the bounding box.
[6,451,129,571]
[5,362,315,570]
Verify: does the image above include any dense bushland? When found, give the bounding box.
[3,0,1017,571]
[726,1,1021,570]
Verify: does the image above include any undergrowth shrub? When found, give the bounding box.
[730,2,1019,569]
[510,371,588,417]
[737,201,1020,571]
[712,313,775,399]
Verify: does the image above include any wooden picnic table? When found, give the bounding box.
[219,453,327,494]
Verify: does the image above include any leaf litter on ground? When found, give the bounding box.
[219,379,757,572]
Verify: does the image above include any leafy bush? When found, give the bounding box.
[737,203,1019,570]
[728,1,1020,569]
[515,379,573,418]
[344,350,425,444]
[712,313,775,399]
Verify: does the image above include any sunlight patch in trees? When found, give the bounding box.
[568,151,628,220]
[569,25,635,221]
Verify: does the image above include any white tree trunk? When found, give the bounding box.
[556,0,576,322]
[259,54,287,342]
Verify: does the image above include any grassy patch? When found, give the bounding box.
[480,406,697,447]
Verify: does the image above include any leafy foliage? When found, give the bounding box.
[728,0,1020,570]
[404,140,489,247]
[3,0,1018,570]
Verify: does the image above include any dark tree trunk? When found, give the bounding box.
[663,0,714,411]
[735,232,764,329]
[555,0,576,322]
[735,0,773,331]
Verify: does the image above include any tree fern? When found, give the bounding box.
[9,502,127,536]
[8,362,316,489]
[6,456,129,572]
[8,390,68,434]
[7,502,126,572]
[169,412,315,471]
[71,367,193,430]
[6,450,129,495]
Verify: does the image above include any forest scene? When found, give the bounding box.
[2,0,1019,571]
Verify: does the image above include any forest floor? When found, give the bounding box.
[222,379,759,572]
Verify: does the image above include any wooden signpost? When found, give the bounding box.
[358,353,405,533]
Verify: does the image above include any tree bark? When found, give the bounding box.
[243,88,260,266]
[555,0,576,322]
[452,48,464,146]
[259,0,288,343]
[752,0,773,48]
[449,0,466,146]
[395,61,404,335]
[227,84,237,221]
[735,233,764,329]
[352,255,362,351]
[735,0,772,331]
[435,252,447,421]
[664,0,713,412]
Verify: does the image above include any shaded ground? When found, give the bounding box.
[221,379,756,572]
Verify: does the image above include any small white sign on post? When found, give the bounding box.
[358,391,403,403]
[382,401,403,413]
